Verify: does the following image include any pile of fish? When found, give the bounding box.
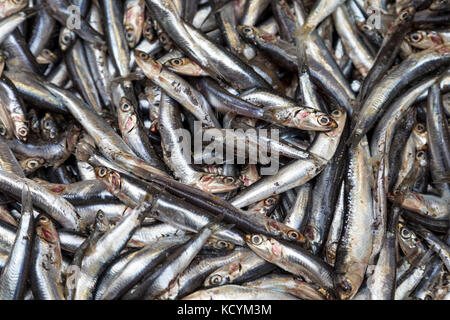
[0,0,448,300]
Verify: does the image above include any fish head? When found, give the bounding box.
[15,123,28,142]
[430,0,449,11]
[125,25,138,49]
[237,25,259,43]
[205,238,235,251]
[165,57,204,76]
[20,157,45,174]
[59,28,76,52]
[143,16,155,42]
[0,0,28,18]
[196,174,242,193]
[95,166,121,193]
[335,265,365,300]
[118,96,138,133]
[247,195,280,216]
[204,269,232,288]
[245,234,287,263]
[239,164,260,186]
[158,32,173,51]
[134,50,162,77]
[407,31,441,49]
[396,6,416,25]
[412,123,428,151]
[36,214,59,244]
[93,210,110,233]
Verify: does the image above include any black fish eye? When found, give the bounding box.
[211,275,222,284]
[251,235,262,245]
[224,177,235,184]
[401,228,411,238]
[19,128,27,136]
[0,126,6,135]
[332,110,341,117]
[400,11,410,20]
[288,230,299,239]
[28,160,38,168]
[139,52,148,59]
[319,116,330,125]
[363,24,372,31]
[416,151,426,160]
[416,123,425,132]
[98,167,107,177]
[243,27,252,34]
[121,101,131,111]
[410,33,422,42]
[172,59,181,65]
[218,241,227,248]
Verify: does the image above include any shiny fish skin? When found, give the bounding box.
[0,170,83,231]
[30,214,65,300]
[0,187,33,299]
[334,137,374,300]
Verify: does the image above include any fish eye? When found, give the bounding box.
[97,167,107,177]
[0,126,6,135]
[139,52,149,60]
[251,235,263,245]
[331,110,341,117]
[159,34,168,42]
[18,128,27,136]
[44,121,52,129]
[217,240,228,248]
[27,160,39,168]
[210,275,222,285]
[400,11,410,20]
[416,151,426,160]
[62,35,70,43]
[120,98,132,112]
[318,116,331,126]
[410,33,422,42]
[223,177,235,184]
[401,228,411,238]
[126,31,134,41]
[287,230,300,240]
[415,123,425,132]
[97,211,105,219]
[243,27,253,34]
[264,197,276,206]
[39,216,49,223]
[171,59,181,66]
[362,24,372,31]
